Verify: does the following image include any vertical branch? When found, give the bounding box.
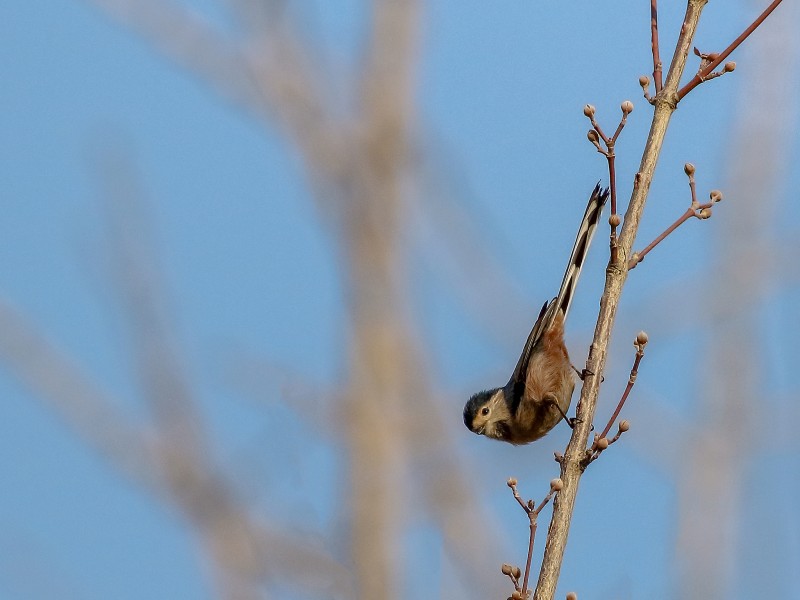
[13,1,511,598]
[532,2,709,598]
[0,148,354,599]
[346,2,421,600]
[96,146,354,599]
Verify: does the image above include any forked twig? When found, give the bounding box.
[678,0,784,99]
[587,332,648,464]
[628,163,723,271]
[584,101,634,264]
[503,478,563,599]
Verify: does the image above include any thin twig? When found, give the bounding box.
[609,107,631,143]
[678,0,784,99]
[651,0,663,92]
[586,330,647,465]
[584,102,633,265]
[639,75,655,105]
[628,164,723,270]
[598,331,648,441]
[629,207,695,269]
[522,515,537,597]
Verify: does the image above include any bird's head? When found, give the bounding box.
[463,388,512,441]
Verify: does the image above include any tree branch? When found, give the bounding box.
[532,2,709,597]
[677,0,784,99]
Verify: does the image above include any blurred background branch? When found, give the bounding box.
[2,1,798,599]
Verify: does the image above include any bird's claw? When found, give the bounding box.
[574,366,604,383]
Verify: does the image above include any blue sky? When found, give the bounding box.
[1,1,798,599]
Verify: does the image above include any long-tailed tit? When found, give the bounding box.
[463,184,609,444]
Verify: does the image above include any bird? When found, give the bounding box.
[463,184,609,445]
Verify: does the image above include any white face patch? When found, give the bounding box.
[481,392,511,440]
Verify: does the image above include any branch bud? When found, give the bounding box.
[710,189,723,203]
[619,419,630,432]
[684,162,696,176]
[621,100,634,114]
[550,478,564,491]
[512,566,522,579]
[501,563,513,576]
[698,208,712,219]
[638,75,650,88]
[507,477,518,488]
[724,61,736,72]
[636,331,649,345]
[566,593,578,600]
[609,214,621,227]
[596,437,609,450]
[583,104,596,118]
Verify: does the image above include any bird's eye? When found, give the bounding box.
[481,407,490,416]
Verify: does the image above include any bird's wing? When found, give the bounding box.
[509,300,556,396]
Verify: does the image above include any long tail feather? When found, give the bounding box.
[553,183,609,321]
[508,184,609,388]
